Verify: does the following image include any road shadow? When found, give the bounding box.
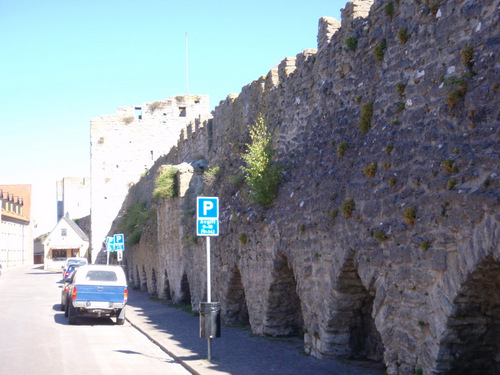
[53,310,117,326]
[126,289,387,375]
[54,312,68,325]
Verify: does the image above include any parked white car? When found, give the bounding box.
[61,257,88,278]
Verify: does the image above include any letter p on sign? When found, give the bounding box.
[197,197,218,219]
[203,201,214,216]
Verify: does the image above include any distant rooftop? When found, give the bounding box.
[0,184,32,223]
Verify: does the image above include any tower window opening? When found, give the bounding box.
[135,107,142,120]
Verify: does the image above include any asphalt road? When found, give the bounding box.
[0,265,190,375]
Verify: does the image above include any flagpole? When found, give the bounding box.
[185,32,189,94]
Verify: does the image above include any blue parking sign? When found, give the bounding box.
[114,233,124,251]
[197,197,219,236]
[106,236,115,252]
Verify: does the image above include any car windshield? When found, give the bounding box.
[85,270,118,282]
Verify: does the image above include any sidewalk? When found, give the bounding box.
[126,289,386,375]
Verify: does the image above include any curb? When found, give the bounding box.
[126,316,201,375]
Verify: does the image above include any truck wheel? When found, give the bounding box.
[60,296,65,311]
[68,304,78,325]
[64,302,69,317]
[116,308,126,325]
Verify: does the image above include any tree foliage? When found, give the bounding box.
[241,115,282,207]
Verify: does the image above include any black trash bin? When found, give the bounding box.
[199,302,221,338]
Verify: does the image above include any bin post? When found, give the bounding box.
[200,301,221,361]
[199,302,221,338]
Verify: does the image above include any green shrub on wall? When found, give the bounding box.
[241,115,283,207]
[153,166,179,199]
[117,201,155,245]
[384,2,395,17]
[337,142,349,156]
[340,199,356,218]
[374,39,387,62]
[345,36,358,51]
[359,102,374,133]
[203,166,221,186]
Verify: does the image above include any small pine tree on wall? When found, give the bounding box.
[241,115,283,207]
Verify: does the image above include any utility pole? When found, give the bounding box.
[185,32,189,95]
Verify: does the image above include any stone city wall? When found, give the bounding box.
[114,0,499,373]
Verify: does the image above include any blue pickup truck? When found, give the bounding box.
[64,265,128,325]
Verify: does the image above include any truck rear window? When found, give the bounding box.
[70,260,87,266]
[85,270,118,282]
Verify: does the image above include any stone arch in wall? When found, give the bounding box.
[321,258,384,361]
[221,266,249,326]
[164,268,171,300]
[126,265,134,285]
[179,271,191,305]
[263,253,303,337]
[141,265,147,291]
[135,265,140,289]
[434,255,500,374]
[151,268,158,298]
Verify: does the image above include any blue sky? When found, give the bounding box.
[1,0,345,235]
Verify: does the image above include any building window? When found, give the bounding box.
[135,107,142,120]
[52,249,66,260]
[179,107,186,117]
[61,228,67,237]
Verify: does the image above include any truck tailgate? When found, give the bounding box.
[75,284,126,303]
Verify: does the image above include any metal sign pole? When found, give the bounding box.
[206,236,212,360]
[207,236,211,303]
[197,197,219,362]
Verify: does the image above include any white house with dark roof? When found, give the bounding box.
[43,213,89,271]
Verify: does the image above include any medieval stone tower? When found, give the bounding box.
[90,95,211,262]
[56,177,91,222]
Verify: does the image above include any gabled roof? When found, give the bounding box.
[0,184,31,223]
[62,214,89,241]
[43,213,89,248]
